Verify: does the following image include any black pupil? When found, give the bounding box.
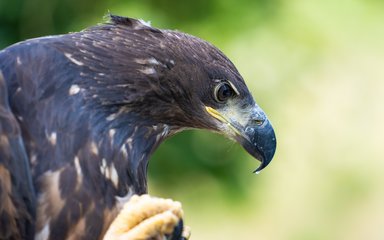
[217,83,233,102]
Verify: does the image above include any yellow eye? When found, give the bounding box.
[214,82,235,102]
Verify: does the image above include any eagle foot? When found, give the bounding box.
[104,194,191,240]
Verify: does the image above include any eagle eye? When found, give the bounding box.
[214,82,236,103]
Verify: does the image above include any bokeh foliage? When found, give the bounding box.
[1,0,384,239]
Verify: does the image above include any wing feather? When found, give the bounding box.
[0,71,36,240]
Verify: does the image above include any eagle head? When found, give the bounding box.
[99,15,277,172]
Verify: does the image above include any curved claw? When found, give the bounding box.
[168,219,183,240]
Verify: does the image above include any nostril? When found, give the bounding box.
[250,114,266,126]
[254,119,264,126]
[250,108,266,126]
[250,118,264,126]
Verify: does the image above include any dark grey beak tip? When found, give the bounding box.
[237,119,276,173]
[253,134,276,173]
[253,136,276,174]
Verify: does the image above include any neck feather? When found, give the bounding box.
[92,118,170,195]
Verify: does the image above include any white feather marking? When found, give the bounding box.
[139,67,156,75]
[74,156,82,176]
[48,132,57,146]
[109,163,119,188]
[134,58,147,64]
[30,154,37,165]
[162,124,170,137]
[109,129,116,140]
[35,170,65,234]
[134,57,160,65]
[138,19,151,27]
[126,138,133,151]
[35,223,50,240]
[155,134,162,142]
[106,113,117,121]
[147,57,160,65]
[100,158,107,175]
[69,84,81,95]
[90,141,98,155]
[64,53,84,66]
[105,167,110,179]
[16,56,22,65]
[120,144,128,158]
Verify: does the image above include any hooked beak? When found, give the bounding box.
[206,106,276,173]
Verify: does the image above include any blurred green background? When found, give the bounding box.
[1,0,383,239]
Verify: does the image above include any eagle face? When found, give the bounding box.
[165,53,276,172]
[203,83,276,172]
